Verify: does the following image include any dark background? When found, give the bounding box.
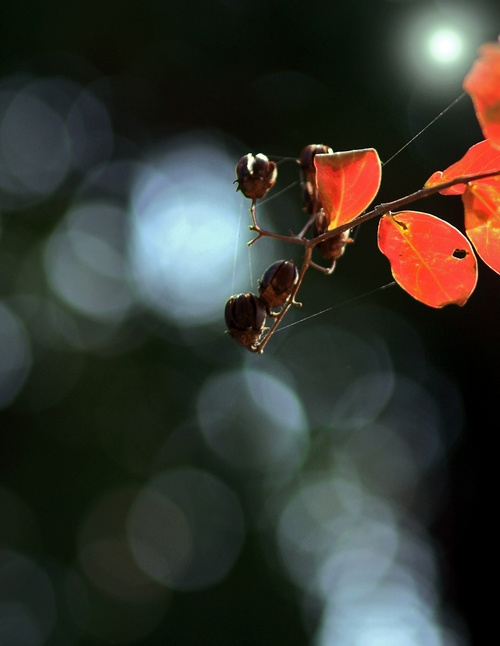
[0,1,499,644]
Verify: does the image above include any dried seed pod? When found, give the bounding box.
[299,144,333,179]
[225,292,266,349]
[301,184,317,216]
[314,210,353,261]
[235,153,277,200]
[258,260,299,309]
[299,144,333,214]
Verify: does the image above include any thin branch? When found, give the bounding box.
[243,166,500,352]
[248,224,307,247]
[313,168,500,245]
[253,246,312,353]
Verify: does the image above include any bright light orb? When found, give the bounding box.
[428,29,463,63]
[398,9,483,89]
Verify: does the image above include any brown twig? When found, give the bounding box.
[314,168,500,245]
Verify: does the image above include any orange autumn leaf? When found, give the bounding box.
[463,175,500,274]
[315,148,381,230]
[425,139,500,195]
[378,211,477,308]
[463,39,500,148]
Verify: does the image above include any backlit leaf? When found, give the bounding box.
[463,176,500,274]
[425,139,500,195]
[463,39,500,147]
[377,211,477,308]
[315,149,381,230]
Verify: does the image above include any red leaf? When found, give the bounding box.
[425,139,500,195]
[463,39,500,148]
[315,149,381,229]
[463,175,500,275]
[377,211,477,308]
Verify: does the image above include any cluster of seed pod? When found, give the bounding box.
[226,146,352,351]
[225,259,299,350]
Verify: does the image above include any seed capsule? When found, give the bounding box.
[225,293,266,349]
[258,260,299,309]
[314,210,352,261]
[235,153,277,200]
[300,144,333,178]
[299,144,333,214]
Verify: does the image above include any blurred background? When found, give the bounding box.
[0,0,498,644]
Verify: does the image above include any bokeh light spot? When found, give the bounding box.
[0,551,56,645]
[66,88,113,171]
[279,322,392,427]
[396,8,483,89]
[197,367,308,473]
[44,200,133,323]
[428,29,463,63]
[0,303,32,409]
[128,132,276,327]
[0,87,70,207]
[0,75,113,211]
[78,487,166,597]
[128,468,245,591]
[126,488,193,587]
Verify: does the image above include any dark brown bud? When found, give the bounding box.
[300,144,333,189]
[299,144,333,176]
[225,293,266,349]
[302,184,318,216]
[258,260,299,309]
[300,144,333,215]
[314,210,352,261]
[235,153,277,200]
